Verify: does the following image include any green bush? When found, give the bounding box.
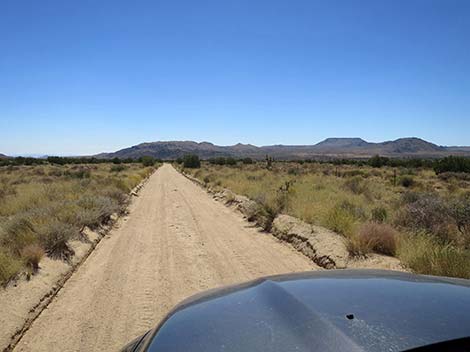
[110,165,126,172]
[208,157,237,166]
[208,157,227,165]
[368,155,390,168]
[183,154,201,168]
[64,168,91,179]
[225,157,237,166]
[140,156,155,167]
[434,156,470,174]
[399,176,415,188]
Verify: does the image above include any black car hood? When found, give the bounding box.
[145,270,470,352]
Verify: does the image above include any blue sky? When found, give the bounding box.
[1,0,469,155]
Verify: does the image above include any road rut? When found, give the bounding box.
[14,164,316,352]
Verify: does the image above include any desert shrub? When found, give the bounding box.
[21,244,44,272]
[0,250,22,285]
[140,156,155,167]
[110,164,126,172]
[208,157,227,165]
[253,203,279,232]
[399,176,414,188]
[242,158,253,164]
[249,182,294,232]
[183,154,201,168]
[434,156,470,174]
[395,192,453,242]
[368,155,390,168]
[449,194,470,248]
[32,167,45,176]
[76,196,120,228]
[186,161,470,279]
[0,163,151,276]
[225,157,237,166]
[38,221,77,260]
[64,168,91,179]
[287,168,300,176]
[343,176,367,195]
[438,172,470,182]
[101,187,128,206]
[371,206,388,223]
[398,234,470,279]
[47,168,63,177]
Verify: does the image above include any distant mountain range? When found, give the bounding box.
[95,137,470,160]
[0,153,8,159]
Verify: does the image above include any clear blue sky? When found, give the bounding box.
[1,0,469,155]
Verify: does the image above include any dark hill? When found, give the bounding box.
[96,138,470,160]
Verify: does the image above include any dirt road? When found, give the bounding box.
[13,164,315,352]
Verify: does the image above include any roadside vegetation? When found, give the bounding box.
[183,155,470,279]
[0,162,156,285]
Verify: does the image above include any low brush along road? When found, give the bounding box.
[13,164,316,352]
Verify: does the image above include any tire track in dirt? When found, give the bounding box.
[13,164,316,352]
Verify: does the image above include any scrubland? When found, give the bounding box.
[0,163,155,285]
[185,160,470,279]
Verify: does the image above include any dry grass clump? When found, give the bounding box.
[0,250,22,285]
[0,217,37,256]
[324,205,356,237]
[21,244,44,272]
[347,222,399,257]
[397,234,470,279]
[0,163,155,285]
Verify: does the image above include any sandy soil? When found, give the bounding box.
[13,164,316,352]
